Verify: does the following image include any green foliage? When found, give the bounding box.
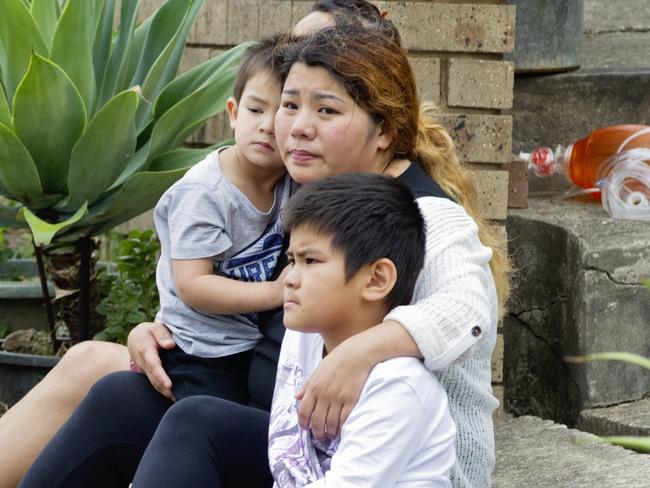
[0,226,33,269]
[0,228,13,264]
[95,229,160,344]
[0,0,249,246]
[0,322,9,340]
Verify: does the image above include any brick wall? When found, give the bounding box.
[136,0,515,411]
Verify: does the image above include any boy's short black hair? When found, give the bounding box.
[233,34,289,102]
[283,173,425,310]
[310,0,401,45]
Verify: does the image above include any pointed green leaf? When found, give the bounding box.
[96,0,139,110]
[20,202,88,246]
[0,0,48,105]
[149,66,236,159]
[148,147,214,172]
[65,89,139,210]
[12,53,87,194]
[121,13,154,89]
[154,43,250,120]
[0,123,48,206]
[0,83,10,128]
[134,0,204,132]
[131,0,201,86]
[50,0,104,114]
[86,168,188,237]
[565,352,650,370]
[603,437,650,452]
[92,0,116,104]
[30,0,60,48]
[106,142,151,191]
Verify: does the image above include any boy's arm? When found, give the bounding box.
[173,258,287,315]
[304,367,454,488]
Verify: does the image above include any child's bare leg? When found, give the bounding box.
[0,340,130,488]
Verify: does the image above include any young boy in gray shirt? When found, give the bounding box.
[151,37,291,402]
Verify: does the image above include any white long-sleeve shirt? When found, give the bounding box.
[268,193,498,488]
[268,330,456,488]
[386,196,499,488]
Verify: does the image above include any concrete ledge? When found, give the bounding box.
[580,398,650,437]
[494,415,650,487]
[505,197,650,425]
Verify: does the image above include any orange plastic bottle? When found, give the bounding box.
[525,125,650,196]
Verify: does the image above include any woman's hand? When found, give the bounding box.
[296,336,373,442]
[127,322,176,401]
[296,321,422,442]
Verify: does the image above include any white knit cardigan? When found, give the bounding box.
[385,196,499,488]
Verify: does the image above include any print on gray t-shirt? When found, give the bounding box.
[154,149,291,358]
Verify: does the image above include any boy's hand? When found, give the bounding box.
[295,335,372,442]
[128,322,176,401]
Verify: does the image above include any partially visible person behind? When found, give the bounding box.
[293,0,401,43]
[268,173,456,487]
[149,35,290,403]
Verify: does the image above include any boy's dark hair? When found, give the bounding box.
[310,0,401,45]
[283,173,425,310]
[233,34,290,102]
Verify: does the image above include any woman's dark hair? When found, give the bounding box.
[283,173,425,310]
[310,0,401,45]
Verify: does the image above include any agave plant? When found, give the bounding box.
[0,0,248,341]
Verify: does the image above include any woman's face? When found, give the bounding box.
[274,63,392,184]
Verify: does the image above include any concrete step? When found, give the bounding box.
[512,0,650,156]
[511,69,650,154]
[494,415,650,487]
[504,196,650,426]
[580,397,650,437]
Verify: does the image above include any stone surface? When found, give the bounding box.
[469,168,509,220]
[580,398,650,437]
[507,156,528,208]
[512,70,650,154]
[447,58,514,110]
[492,333,504,383]
[493,415,650,487]
[188,0,228,45]
[409,56,441,105]
[504,197,650,426]
[439,114,512,164]
[375,2,516,53]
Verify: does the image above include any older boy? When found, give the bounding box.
[268,173,456,487]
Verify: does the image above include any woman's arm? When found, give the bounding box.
[298,198,496,439]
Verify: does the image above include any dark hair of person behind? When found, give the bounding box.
[233,34,288,102]
[283,173,426,310]
[310,0,401,45]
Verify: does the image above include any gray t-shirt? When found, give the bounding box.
[154,149,291,358]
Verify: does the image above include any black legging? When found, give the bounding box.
[133,396,271,487]
[19,372,271,487]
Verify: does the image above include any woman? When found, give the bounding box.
[20,24,508,488]
[0,5,406,488]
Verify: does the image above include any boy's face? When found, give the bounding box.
[283,226,365,335]
[227,70,284,171]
